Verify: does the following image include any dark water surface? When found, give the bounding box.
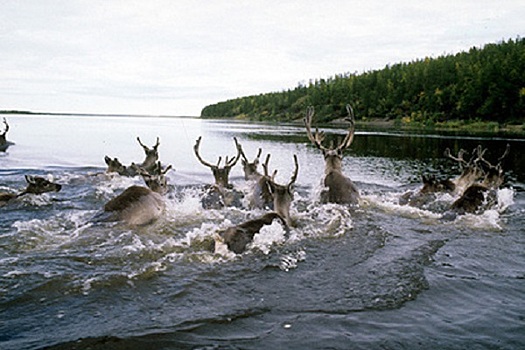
[1,115,524,349]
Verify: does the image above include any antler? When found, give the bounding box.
[336,104,356,151]
[304,106,328,151]
[137,137,160,150]
[304,105,356,152]
[224,137,241,168]
[239,143,262,164]
[288,154,299,187]
[262,153,299,188]
[498,143,511,163]
[193,136,241,169]
[444,148,468,168]
[193,136,216,168]
[478,144,511,170]
[262,154,278,180]
[2,118,8,133]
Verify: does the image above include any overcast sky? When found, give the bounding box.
[1,1,523,116]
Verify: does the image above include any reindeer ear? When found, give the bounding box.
[25,175,35,184]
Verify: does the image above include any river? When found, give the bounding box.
[1,114,524,349]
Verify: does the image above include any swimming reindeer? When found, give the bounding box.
[238,143,273,209]
[0,175,62,206]
[239,145,263,181]
[261,153,299,227]
[217,154,298,254]
[399,174,456,207]
[400,144,510,216]
[449,144,510,215]
[104,137,161,176]
[218,212,287,254]
[134,137,160,173]
[444,145,485,195]
[304,105,360,205]
[193,136,243,209]
[0,118,12,152]
[102,162,172,225]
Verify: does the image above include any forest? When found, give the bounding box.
[201,38,525,127]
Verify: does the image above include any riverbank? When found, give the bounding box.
[333,117,525,136]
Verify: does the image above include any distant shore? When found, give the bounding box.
[0,110,196,118]
[3,110,523,136]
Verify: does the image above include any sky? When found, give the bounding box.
[0,1,523,117]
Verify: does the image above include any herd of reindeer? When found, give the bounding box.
[0,107,511,254]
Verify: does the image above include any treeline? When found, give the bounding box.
[201,38,525,125]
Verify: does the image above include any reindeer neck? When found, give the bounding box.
[324,155,343,174]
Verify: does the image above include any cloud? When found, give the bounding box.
[0,0,523,115]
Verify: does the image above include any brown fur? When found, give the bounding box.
[104,186,152,212]
[450,184,487,214]
[322,169,359,205]
[262,154,299,226]
[219,212,286,254]
[0,175,61,205]
[304,105,360,205]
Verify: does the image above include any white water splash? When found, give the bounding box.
[496,188,515,212]
[251,220,287,255]
[279,249,307,271]
[300,202,355,238]
[452,188,515,231]
[94,175,139,198]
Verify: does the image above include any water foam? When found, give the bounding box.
[250,220,287,255]
[299,202,355,238]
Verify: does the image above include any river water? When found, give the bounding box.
[1,114,524,349]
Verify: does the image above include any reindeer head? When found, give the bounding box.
[238,144,262,180]
[478,144,510,189]
[22,175,62,195]
[194,136,241,188]
[420,175,456,194]
[262,153,299,226]
[304,105,356,173]
[444,146,485,187]
[138,162,172,194]
[104,156,127,174]
[137,137,160,169]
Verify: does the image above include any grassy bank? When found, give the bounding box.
[338,117,525,136]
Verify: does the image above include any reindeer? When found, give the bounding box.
[444,145,485,194]
[104,137,160,176]
[261,153,299,227]
[0,175,62,206]
[218,212,287,254]
[304,105,359,205]
[239,145,263,181]
[399,174,456,207]
[104,156,138,177]
[1,118,12,152]
[237,143,273,209]
[102,162,172,225]
[133,137,160,173]
[193,136,243,209]
[449,144,510,215]
[217,154,299,254]
[400,146,487,208]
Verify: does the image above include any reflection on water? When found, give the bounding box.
[0,114,524,350]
